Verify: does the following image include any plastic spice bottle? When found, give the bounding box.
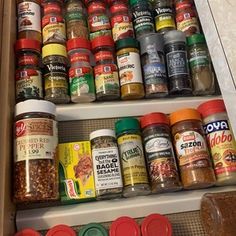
[15,39,43,103]
[42,44,70,104]
[198,99,236,186]
[140,113,182,193]
[169,108,216,189]
[79,223,108,236]
[91,36,120,101]
[116,38,145,100]
[90,129,123,200]
[164,30,192,95]
[14,100,59,203]
[15,228,41,236]
[139,33,168,98]
[67,38,96,103]
[115,118,150,197]
[46,224,76,236]
[16,0,42,42]
[187,34,215,95]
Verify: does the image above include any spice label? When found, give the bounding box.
[92,147,123,190]
[45,75,68,90]
[89,14,111,33]
[44,62,67,74]
[66,12,86,24]
[204,120,236,175]
[70,53,90,64]
[95,51,114,62]
[117,52,143,86]
[18,55,39,66]
[174,131,211,169]
[154,7,175,31]
[177,17,199,34]
[18,2,41,33]
[189,50,210,68]
[117,134,149,186]
[15,118,58,162]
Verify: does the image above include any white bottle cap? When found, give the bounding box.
[90,129,116,140]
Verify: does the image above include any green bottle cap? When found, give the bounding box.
[187,34,206,46]
[115,117,140,136]
[115,38,139,51]
[79,223,108,236]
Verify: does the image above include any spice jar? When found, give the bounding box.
[90,129,123,200]
[164,30,192,95]
[91,36,120,101]
[187,34,215,95]
[42,1,66,45]
[139,33,168,98]
[115,118,150,197]
[15,39,43,103]
[67,38,96,103]
[140,113,182,193]
[14,99,59,203]
[153,0,176,34]
[42,44,70,104]
[116,38,145,100]
[17,0,42,42]
[170,108,216,189]
[198,99,236,186]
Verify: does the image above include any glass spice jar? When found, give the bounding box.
[91,35,120,101]
[15,39,43,103]
[187,34,215,95]
[90,129,123,200]
[42,44,70,104]
[115,117,151,197]
[14,99,59,203]
[169,108,216,189]
[116,38,145,100]
[140,113,182,193]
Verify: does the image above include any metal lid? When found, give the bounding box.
[163,30,186,45]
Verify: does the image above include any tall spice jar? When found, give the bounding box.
[198,99,236,186]
[169,108,216,189]
[115,118,151,197]
[14,100,59,203]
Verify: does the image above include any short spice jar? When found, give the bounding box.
[115,118,151,197]
[15,39,43,103]
[14,99,59,203]
[169,108,216,189]
[140,113,182,193]
[42,43,70,104]
[116,38,145,100]
[90,129,123,200]
[198,99,236,186]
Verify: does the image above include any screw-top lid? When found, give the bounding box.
[141,214,172,236]
[67,38,91,51]
[116,38,139,51]
[46,225,76,236]
[90,129,116,140]
[110,2,128,14]
[115,118,140,135]
[91,36,114,50]
[43,2,62,15]
[14,228,41,236]
[163,30,186,45]
[79,223,108,236]
[197,99,226,118]
[109,216,141,236]
[140,113,169,129]
[42,44,67,59]
[187,34,206,46]
[15,99,56,117]
[169,108,201,126]
[15,39,41,53]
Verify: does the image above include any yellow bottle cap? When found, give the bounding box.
[42,44,67,59]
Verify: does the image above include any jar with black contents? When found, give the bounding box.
[164,30,192,95]
[140,113,182,193]
[42,44,70,104]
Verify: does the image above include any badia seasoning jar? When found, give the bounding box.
[169,108,216,189]
[140,113,182,193]
[14,99,59,203]
[198,99,236,186]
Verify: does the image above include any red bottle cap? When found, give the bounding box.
[109,216,141,236]
[15,228,41,236]
[46,225,76,236]
[197,99,226,118]
[141,214,172,236]
[67,38,91,51]
[110,2,128,14]
[140,113,169,129]
[15,39,41,53]
[43,3,62,15]
[91,36,114,50]
[88,1,106,14]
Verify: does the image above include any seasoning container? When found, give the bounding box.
[116,38,145,100]
[42,44,70,104]
[16,0,42,42]
[153,0,176,34]
[115,118,150,197]
[46,224,76,236]
[110,1,134,42]
[169,108,216,189]
[15,228,41,236]
[187,34,215,95]
[140,113,182,193]
[79,223,108,236]
[42,1,66,45]
[14,100,59,203]
[90,129,123,200]
[15,39,43,103]
[67,38,96,103]
[129,0,155,39]
[198,99,236,186]
[91,36,120,101]
[164,30,192,95]
[139,33,168,98]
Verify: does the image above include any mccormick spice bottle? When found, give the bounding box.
[169,108,216,189]
[198,99,236,186]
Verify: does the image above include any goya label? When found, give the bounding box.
[154,7,175,31]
